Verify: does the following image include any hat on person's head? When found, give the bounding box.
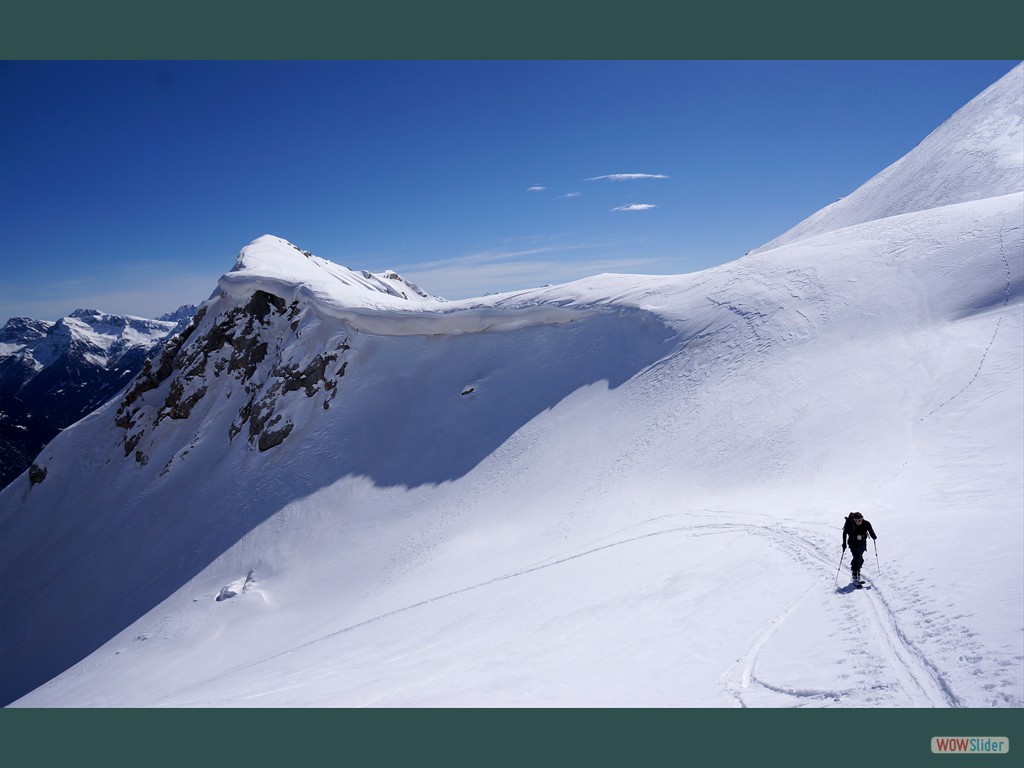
[850,512,863,519]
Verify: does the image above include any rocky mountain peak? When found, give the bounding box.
[115,286,353,469]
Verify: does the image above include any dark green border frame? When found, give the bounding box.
[2,708,1022,765]
[2,0,1023,58]
[2,0,1022,765]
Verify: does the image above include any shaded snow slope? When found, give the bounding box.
[0,240,677,705]
[2,68,1022,709]
[751,62,1023,255]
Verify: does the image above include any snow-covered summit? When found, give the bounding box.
[223,235,444,311]
[219,234,597,336]
[752,62,1023,254]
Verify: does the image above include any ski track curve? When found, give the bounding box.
[702,515,960,708]
[720,586,815,707]
[154,511,960,707]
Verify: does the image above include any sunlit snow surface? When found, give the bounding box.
[2,65,1022,709]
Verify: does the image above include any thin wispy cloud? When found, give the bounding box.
[612,203,658,212]
[403,248,554,272]
[586,173,670,182]
[404,254,664,300]
[391,233,672,299]
[401,242,602,273]
[559,192,582,198]
[527,185,548,192]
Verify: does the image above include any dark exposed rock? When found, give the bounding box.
[124,431,143,457]
[114,286,356,462]
[117,305,206,419]
[229,335,350,450]
[246,385,283,443]
[280,352,338,397]
[161,380,209,421]
[113,289,354,461]
[28,463,46,486]
[257,419,294,452]
[248,290,286,323]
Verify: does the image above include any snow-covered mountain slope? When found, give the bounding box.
[2,66,1022,709]
[0,307,195,490]
[752,62,1023,255]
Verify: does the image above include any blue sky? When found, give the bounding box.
[0,60,1018,323]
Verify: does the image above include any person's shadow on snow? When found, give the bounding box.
[835,583,869,594]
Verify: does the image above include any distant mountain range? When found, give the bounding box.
[0,306,197,489]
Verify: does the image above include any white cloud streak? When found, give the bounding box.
[404,255,663,300]
[391,237,669,300]
[586,173,670,182]
[527,185,547,192]
[400,245,575,273]
[611,203,658,212]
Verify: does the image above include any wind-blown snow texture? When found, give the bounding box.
[2,64,1022,708]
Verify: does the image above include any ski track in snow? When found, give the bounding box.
[857,573,960,707]
[733,588,814,695]
[700,515,959,708]
[154,511,961,708]
[922,220,1015,422]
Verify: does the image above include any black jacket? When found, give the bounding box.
[842,518,877,548]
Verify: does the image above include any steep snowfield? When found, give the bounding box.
[752,63,1023,254]
[1,65,1021,709]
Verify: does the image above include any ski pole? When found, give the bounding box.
[873,538,880,576]
[835,549,846,586]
